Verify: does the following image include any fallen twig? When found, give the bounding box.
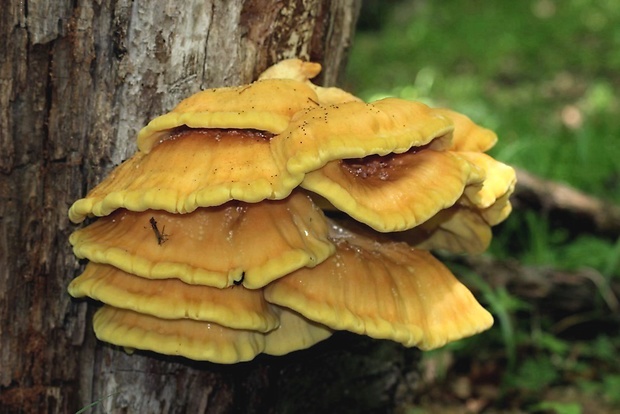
[512,168,620,238]
[458,255,620,319]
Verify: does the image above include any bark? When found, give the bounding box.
[0,1,426,413]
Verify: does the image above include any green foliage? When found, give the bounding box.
[347,0,620,203]
[509,357,561,391]
[346,1,620,410]
[531,401,583,414]
[602,375,620,404]
[75,391,119,413]
[461,268,529,372]
[490,212,620,278]
[462,273,619,409]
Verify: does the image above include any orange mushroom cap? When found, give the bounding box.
[93,304,332,363]
[93,305,268,363]
[69,99,457,223]
[258,58,361,105]
[69,263,279,332]
[301,149,484,232]
[258,58,323,82]
[70,191,334,288]
[481,192,514,226]
[459,152,517,211]
[264,220,494,350]
[392,152,515,254]
[395,207,493,255]
[69,128,302,222]
[137,79,319,153]
[272,98,454,178]
[436,108,498,152]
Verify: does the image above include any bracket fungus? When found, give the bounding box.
[68,59,516,363]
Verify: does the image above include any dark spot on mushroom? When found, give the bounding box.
[149,217,170,245]
[341,145,426,181]
[342,154,396,180]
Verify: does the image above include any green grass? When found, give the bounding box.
[346,0,620,276]
[346,0,620,203]
[345,0,620,410]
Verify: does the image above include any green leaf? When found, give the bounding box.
[530,401,582,414]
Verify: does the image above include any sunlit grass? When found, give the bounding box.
[346,0,620,410]
[346,0,620,277]
[346,0,620,203]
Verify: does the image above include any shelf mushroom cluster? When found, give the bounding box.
[68,59,516,363]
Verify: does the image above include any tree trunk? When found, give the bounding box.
[1,1,425,413]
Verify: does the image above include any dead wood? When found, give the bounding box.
[459,254,620,332]
[513,168,620,238]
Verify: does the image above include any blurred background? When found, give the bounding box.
[344,1,620,413]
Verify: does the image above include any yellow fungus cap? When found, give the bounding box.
[69,128,302,222]
[436,108,498,152]
[301,149,484,232]
[389,153,515,253]
[70,100,456,223]
[263,307,333,356]
[459,152,517,210]
[93,305,267,363]
[481,192,514,226]
[273,98,454,178]
[396,207,493,255]
[70,191,334,289]
[69,263,279,332]
[137,79,319,153]
[94,304,332,363]
[258,58,361,105]
[264,221,494,350]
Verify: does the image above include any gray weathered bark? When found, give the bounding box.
[1,1,425,413]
